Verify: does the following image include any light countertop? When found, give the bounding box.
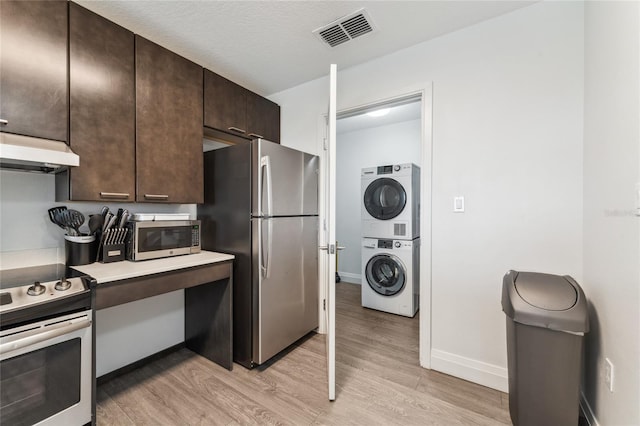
[72,251,234,284]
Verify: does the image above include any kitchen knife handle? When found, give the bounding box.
[0,119,8,125]
[144,194,169,200]
[100,192,129,199]
[248,133,264,139]
[228,126,246,134]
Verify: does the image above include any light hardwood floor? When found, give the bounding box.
[97,282,511,425]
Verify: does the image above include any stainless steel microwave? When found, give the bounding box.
[126,220,201,261]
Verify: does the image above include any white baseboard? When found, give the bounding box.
[580,391,600,426]
[338,271,361,284]
[430,349,508,392]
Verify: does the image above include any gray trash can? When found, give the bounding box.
[502,270,589,426]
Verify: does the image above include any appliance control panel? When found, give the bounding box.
[378,239,393,249]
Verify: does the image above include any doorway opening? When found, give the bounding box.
[333,92,426,376]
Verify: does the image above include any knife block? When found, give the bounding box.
[99,228,128,263]
[102,243,125,263]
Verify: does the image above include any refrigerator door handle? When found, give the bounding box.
[265,219,272,278]
[260,218,273,279]
[260,155,273,217]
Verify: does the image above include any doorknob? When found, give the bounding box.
[337,246,346,251]
[319,244,338,254]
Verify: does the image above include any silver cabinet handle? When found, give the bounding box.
[144,194,169,200]
[100,192,130,199]
[0,318,91,356]
[248,133,264,139]
[228,126,246,134]
[0,119,8,125]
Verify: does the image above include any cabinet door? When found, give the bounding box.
[135,36,203,204]
[246,92,281,144]
[0,1,68,141]
[67,3,135,202]
[203,70,247,137]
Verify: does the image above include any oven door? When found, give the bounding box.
[0,311,92,426]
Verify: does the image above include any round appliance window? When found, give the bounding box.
[365,254,406,296]
[363,178,407,220]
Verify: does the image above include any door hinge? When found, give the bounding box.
[323,299,326,310]
[323,137,328,151]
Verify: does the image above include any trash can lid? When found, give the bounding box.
[501,270,589,334]
[515,272,577,311]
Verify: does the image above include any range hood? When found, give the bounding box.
[0,133,79,173]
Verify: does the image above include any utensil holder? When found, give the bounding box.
[64,235,97,266]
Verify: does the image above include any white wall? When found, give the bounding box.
[270,1,584,391]
[582,1,640,424]
[0,169,196,375]
[336,119,421,283]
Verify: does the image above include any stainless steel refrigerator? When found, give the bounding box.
[198,139,319,368]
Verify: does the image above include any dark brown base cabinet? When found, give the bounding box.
[135,36,204,204]
[57,3,136,202]
[0,1,68,142]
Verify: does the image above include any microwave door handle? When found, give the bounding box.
[0,318,91,356]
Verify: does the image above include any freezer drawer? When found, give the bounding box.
[251,216,318,364]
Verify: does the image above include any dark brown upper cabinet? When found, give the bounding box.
[203,69,280,144]
[204,70,247,137]
[0,1,68,142]
[135,36,204,204]
[246,91,281,143]
[57,3,136,202]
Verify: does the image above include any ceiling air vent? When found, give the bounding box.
[313,9,376,48]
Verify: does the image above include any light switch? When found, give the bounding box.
[453,196,465,213]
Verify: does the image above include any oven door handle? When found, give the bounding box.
[0,318,91,356]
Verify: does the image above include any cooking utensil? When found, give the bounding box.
[67,209,85,236]
[115,208,124,227]
[54,210,76,236]
[88,214,103,236]
[118,209,129,229]
[102,212,114,233]
[48,206,68,230]
[96,212,116,262]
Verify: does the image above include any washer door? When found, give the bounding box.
[363,178,407,220]
[365,254,406,296]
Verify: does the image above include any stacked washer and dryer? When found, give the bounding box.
[360,163,420,317]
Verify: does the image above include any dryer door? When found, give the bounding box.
[365,254,406,296]
[363,178,407,220]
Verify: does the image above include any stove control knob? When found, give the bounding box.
[55,279,72,291]
[395,241,402,248]
[27,281,46,296]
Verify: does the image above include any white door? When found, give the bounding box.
[320,64,337,401]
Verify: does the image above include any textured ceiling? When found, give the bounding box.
[76,1,536,96]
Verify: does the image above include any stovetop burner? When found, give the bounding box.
[0,264,90,317]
